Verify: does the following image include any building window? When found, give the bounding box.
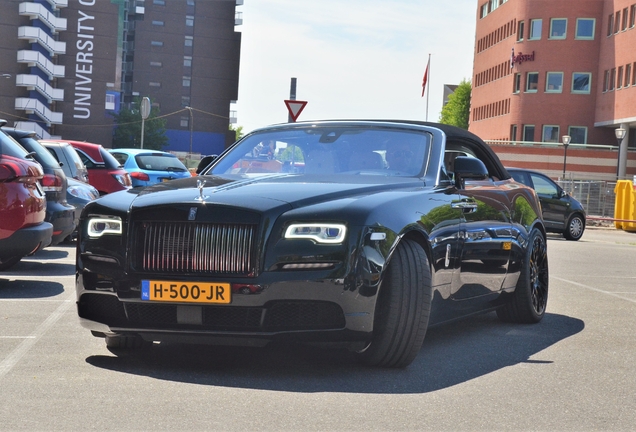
[183,76,191,87]
[186,16,194,27]
[182,96,191,107]
[149,82,161,87]
[513,73,521,93]
[615,11,621,34]
[526,72,539,91]
[617,66,624,88]
[575,18,595,39]
[546,72,563,92]
[630,5,636,28]
[569,127,587,144]
[481,3,488,18]
[632,62,636,86]
[523,125,535,142]
[572,72,591,93]
[185,36,193,47]
[152,20,164,26]
[151,41,164,46]
[510,124,518,142]
[517,21,525,41]
[622,7,629,30]
[603,70,610,91]
[183,56,192,67]
[610,68,616,90]
[626,64,632,87]
[153,0,166,5]
[608,14,614,36]
[550,18,567,39]
[529,19,542,39]
[187,0,195,5]
[542,125,560,143]
[150,61,162,67]
[180,117,189,128]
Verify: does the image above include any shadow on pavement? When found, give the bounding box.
[85,312,584,394]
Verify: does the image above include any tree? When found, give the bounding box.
[229,124,244,141]
[111,97,168,150]
[439,80,471,130]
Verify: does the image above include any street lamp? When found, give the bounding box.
[615,127,626,179]
[562,135,571,180]
[185,106,193,155]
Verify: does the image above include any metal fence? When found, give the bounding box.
[557,179,617,218]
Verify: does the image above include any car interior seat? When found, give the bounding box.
[348,150,384,171]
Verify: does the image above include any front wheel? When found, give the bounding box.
[564,214,585,241]
[356,239,432,368]
[497,229,548,323]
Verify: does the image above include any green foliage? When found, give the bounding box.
[279,145,304,162]
[111,97,168,150]
[229,124,244,141]
[439,79,471,130]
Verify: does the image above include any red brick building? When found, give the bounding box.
[470,0,636,180]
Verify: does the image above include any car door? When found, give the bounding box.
[451,179,513,300]
[528,172,567,230]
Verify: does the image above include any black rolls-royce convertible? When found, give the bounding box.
[76,120,549,368]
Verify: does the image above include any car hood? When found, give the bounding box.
[125,173,426,213]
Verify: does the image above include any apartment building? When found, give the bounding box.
[0,0,242,154]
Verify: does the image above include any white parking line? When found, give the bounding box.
[0,291,75,380]
[553,276,636,304]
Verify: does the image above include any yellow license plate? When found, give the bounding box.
[141,280,231,304]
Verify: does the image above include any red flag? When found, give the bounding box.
[421,58,430,97]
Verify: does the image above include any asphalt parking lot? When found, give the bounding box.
[1,227,635,431]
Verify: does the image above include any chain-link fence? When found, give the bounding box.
[557,179,617,218]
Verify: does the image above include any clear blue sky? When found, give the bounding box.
[234,0,477,134]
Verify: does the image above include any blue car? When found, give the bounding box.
[109,149,191,188]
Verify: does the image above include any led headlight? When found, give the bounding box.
[87,217,123,238]
[284,223,346,244]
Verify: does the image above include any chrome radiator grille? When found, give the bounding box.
[132,222,257,275]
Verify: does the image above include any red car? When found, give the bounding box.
[0,122,53,270]
[41,140,131,195]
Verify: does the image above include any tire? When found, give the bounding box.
[497,229,549,323]
[356,239,432,368]
[563,214,585,241]
[105,334,146,350]
[0,256,22,271]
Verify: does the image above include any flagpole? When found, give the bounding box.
[426,54,431,121]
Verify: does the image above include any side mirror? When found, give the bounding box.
[195,155,217,174]
[453,156,489,188]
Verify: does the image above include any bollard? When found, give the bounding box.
[614,180,636,232]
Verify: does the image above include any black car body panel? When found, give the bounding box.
[76,121,547,367]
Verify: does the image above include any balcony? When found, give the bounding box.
[45,0,67,9]
[19,2,68,33]
[235,11,243,26]
[13,121,60,140]
[230,110,237,124]
[15,98,63,125]
[17,50,65,79]
[16,74,64,102]
[18,26,66,56]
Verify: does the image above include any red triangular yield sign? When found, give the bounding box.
[284,100,308,122]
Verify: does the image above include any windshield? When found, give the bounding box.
[208,126,431,177]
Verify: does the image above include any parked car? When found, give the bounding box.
[66,177,99,241]
[41,140,131,195]
[76,120,549,368]
[3,128,76,246]
[41,141,89,183]
[109,148,191,188]
[507,168,586,241]
[0,122,52,270]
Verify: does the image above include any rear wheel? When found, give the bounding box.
[497,229,548,323]
[563,214,585,241]
[356,239,432,368]
[0,256,22,271]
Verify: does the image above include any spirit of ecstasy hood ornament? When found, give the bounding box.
[195,178,209,202]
